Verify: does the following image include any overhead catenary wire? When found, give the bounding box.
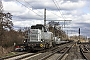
[23,0,43,15]
[23,0,66,20]
[52,0,72,27]
[52,0,66,27]
[49,11,63,18]
[52,0,66,20]
[16,0,67,21]
[15,0,43,18]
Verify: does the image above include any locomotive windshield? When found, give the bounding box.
[31,24,47,32]
[31,25,42,30]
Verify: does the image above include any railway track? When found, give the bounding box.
[39,46,71,60]
[37,44,73,60]
[0,52,27,60]
[2,53,36,60]
[1,42,73,60]
[80,44,90,60]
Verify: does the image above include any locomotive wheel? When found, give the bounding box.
[45,43,49,49]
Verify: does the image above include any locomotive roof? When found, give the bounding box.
[31,24,47,32]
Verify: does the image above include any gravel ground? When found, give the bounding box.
[28,52,51,60]
[64,44,84,60]
[46,53,61,60]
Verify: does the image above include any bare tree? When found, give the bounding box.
[0,12,13,45]
[48,21,67,40]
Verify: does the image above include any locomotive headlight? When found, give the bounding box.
[40,44,43,47]
[41,39,44,42]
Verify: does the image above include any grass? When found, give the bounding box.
[0,52,18,58]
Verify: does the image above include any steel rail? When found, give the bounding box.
[38,43,73,60]
[0,52,27,60]
[56,44,73,60]
[79,45,89,60]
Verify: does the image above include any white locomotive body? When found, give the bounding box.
[29,29,42,42]
[25,24,54,50]
[54,37,61,45]
[54,37,68,45]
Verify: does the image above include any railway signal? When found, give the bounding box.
[78,28,80,43]
[79,28,80,34]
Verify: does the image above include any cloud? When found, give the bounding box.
[11,0,86,11]
[3,0,12,2]
[13,20,44,28]
[14,10,43,20]
[63,0,79,2]
[3,1,26,13]
[76,23,90,28]
[2,0,90,37]
[61,0,86,10]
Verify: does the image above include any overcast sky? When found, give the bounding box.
[2,0,90,38]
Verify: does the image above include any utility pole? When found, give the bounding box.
[43,8,72,40]
[44,8,46,26]
[67,30,68,40]
[43,8,71,27]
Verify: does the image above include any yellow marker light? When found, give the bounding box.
[40,44,43,47]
